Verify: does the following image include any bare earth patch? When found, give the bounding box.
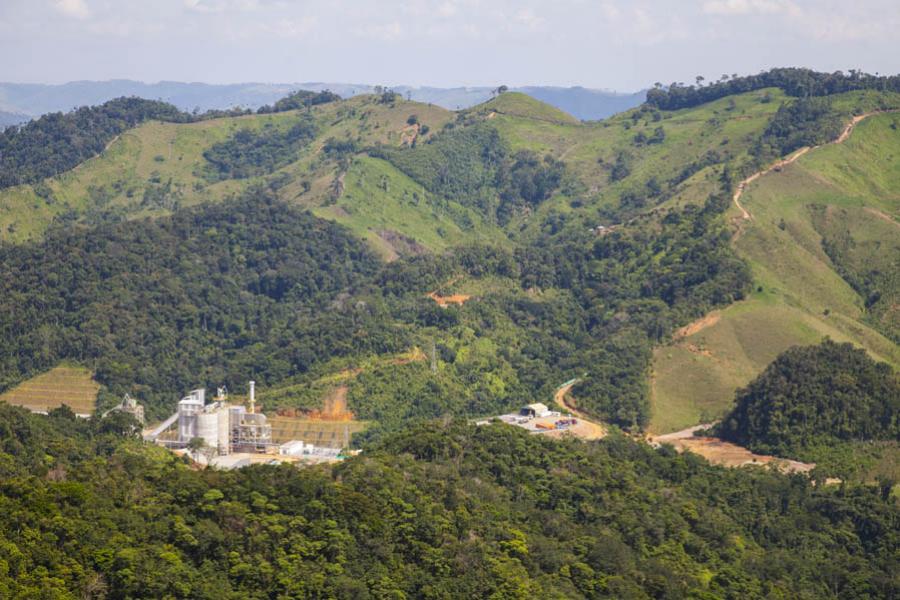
[427,291,472,307]
[427,277,473,307]
[674,312,721,339]
[651,424,815,474]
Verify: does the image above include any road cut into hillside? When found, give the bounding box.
[651,424,815,474]
[732,109,899,224]
[551,379,607,440]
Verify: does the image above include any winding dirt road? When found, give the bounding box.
[551,380,607,439]
[732,110,897,222]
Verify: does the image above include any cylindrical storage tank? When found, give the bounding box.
[217,408,230,455]
[178,410,197,441]
[197,412,219,450]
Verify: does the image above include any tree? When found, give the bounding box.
[186,436,205,455]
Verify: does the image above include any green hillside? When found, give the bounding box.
[1,79,898,441]
[0,88,789,250]
[1,405,897,598]
[651,110,900,433]
[0,71,899,599]
[480,90,580,123]
[314,155,500,260]
[0,95,457,248]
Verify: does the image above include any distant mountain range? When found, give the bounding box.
[0,109,30,128]
[0,80,645,125]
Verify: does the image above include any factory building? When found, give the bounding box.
[103,393,145,424]
[146,381,272,455]
[520,403,552,418]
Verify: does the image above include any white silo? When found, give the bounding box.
[197,411,220,450]
[177,390,204,442]
[217,407,231,455]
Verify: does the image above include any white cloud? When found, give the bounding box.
[598,1,620,20]
[183,0,268,13]
[54,0,90,19]
[266,16,317,38]
[2,0,897,89]
[353,21,403,41]
[514,7,544,30]
[702,0,801,16]
[437,2,457,17]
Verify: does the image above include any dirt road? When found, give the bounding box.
[732,146,810,220]
[553,379,582,415]
[732,110,897,222]
[651,424,815,474]
[552,380,606,439]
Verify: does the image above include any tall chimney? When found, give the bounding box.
[249,381,256,414]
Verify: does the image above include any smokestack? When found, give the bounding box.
[249,381,255,414]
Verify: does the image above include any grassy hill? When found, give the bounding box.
[0,83,898,439]
[0,95,458,249]
[650,110,900,433]
[480,91,580,123]
[0,89,786,249]
[313,155,499,260]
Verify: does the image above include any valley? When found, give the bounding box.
[0,76,896,451]
[0,67,897,598]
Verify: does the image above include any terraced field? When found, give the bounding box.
[268,417,368,448]
[0,365,99,416]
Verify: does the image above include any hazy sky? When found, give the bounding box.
[2,0,899,91]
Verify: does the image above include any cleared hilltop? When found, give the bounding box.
[0,80,645,124]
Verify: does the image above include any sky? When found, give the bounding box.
[1,0,899,91]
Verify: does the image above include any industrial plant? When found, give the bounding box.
[143,381,349,468]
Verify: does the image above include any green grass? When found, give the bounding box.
[479,92,580,124]
[650,111,900,433]
[0,114,292,242]
[489,88,788,231]
[0,97,456,249]
[313,155,502,259]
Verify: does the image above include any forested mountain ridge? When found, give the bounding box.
[0,186,747,430]
[0,68,897,441]
[0,68,898,599]
[0,79,644,122]
[0,404,896,598]
[646,67,900,110]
